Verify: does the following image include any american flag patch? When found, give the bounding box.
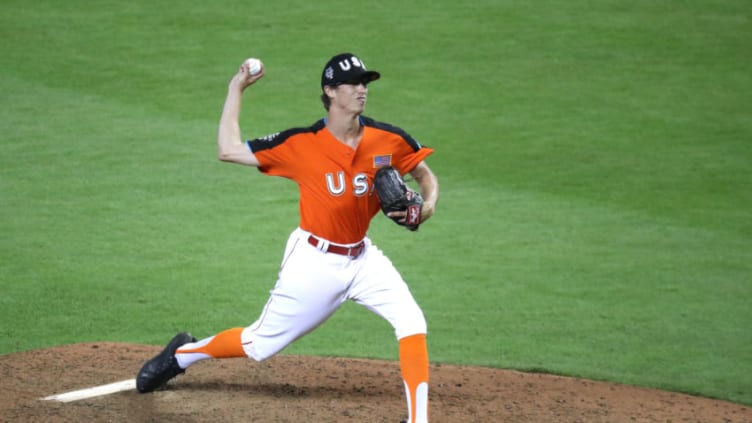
[373,154,392,168]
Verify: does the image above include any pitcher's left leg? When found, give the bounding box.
[400,333,429,423]
[349,243,429,423]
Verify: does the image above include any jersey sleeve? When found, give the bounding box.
[246,121,324,177]
[361,117,435,175]
[247,139,292,176]
[396,145,434,175]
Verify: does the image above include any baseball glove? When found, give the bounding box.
[373,166,423,231]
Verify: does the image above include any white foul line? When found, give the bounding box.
[41,379,136,403]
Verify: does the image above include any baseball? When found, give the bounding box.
[245,58,262,76]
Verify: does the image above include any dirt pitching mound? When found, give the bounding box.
[1,342,750,422]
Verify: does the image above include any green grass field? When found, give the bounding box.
[2,0,751,406]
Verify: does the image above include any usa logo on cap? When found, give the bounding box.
[321,53,381,88]
[337,56,364,71]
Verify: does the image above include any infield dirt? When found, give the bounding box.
[1,342,750,422]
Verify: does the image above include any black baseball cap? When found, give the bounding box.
[321,53,381,88]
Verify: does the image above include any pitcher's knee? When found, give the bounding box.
[394,309,427,340]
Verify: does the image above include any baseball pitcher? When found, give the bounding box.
[136,52,439,423]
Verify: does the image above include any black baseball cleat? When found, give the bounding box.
[136,332,196,393]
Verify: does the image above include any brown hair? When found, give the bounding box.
[320,92,331,111]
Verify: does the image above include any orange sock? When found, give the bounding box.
[400,333,429,423]
[177,327,246,358]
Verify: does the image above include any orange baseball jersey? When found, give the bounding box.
[247,116,434,244]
